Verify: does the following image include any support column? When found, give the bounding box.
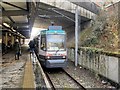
[11,35,14,46]
[23,38,25,44]
[18,37,21,44]
[14,36,17,43]
[75,6,79,66]
[19,38,21,45]
[5,32,8,46]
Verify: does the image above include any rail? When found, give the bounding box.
[62,69,86,90]
[44,68,86,89]
[45,72,56,90]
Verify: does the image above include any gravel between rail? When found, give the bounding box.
[64,60,116,89]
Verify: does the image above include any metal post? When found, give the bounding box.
[75,6,78,66]
[11,35,14,46]
[15,36,17,43]
[21,38,24,45]
[23,39,25,44]
[19,38,21,45]
[5,32,8,46]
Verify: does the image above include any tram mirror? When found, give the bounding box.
[41,43,46,51]
[41,44,44,48]
[43,48,46,51]
[41,45,43,48]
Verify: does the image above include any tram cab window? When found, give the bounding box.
[46,34,65,51]
[41,37,46,51]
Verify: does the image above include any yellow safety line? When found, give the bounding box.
[23,55,35,89]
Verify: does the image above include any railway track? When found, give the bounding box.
[35,52,86,89]
[45,72,56,90]
[62,69,86,90]
[44,68,86,90]
[35,52,118,89]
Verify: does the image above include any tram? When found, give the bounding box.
[34,26,67,68]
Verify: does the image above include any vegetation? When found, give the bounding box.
[79,7,119,52]
[67,3,120,54]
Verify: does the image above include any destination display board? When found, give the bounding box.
[48,26,62,30]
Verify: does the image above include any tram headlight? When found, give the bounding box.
[45,56,50,59]
[46,53,52,59]
[47,56,50,59]
[63,56,66,58]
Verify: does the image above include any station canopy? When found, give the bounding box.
[1,0,99,38]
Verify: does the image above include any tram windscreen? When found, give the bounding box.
[47,34,65,51]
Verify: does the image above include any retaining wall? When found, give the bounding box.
[68,48,120,84]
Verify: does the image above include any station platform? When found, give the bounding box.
[2,45,35,89]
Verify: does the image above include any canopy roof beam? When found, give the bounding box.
[3,2,27,11]
[2,10,29,16]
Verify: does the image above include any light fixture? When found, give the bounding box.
[3,23,10,28]
[11,27,16,32]
[17,32,19,34]
[12,29,16,32]
[9,33,11,36]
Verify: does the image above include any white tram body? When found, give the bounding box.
[34,26,67,68]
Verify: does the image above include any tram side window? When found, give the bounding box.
[34,39,38,48]
[41,37,46,51]
[36,39,39,48]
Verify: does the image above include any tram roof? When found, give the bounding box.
[41,29,66,35]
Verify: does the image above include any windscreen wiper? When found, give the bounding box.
[56,49,60,53]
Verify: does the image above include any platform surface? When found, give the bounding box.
[23,54,35,89]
